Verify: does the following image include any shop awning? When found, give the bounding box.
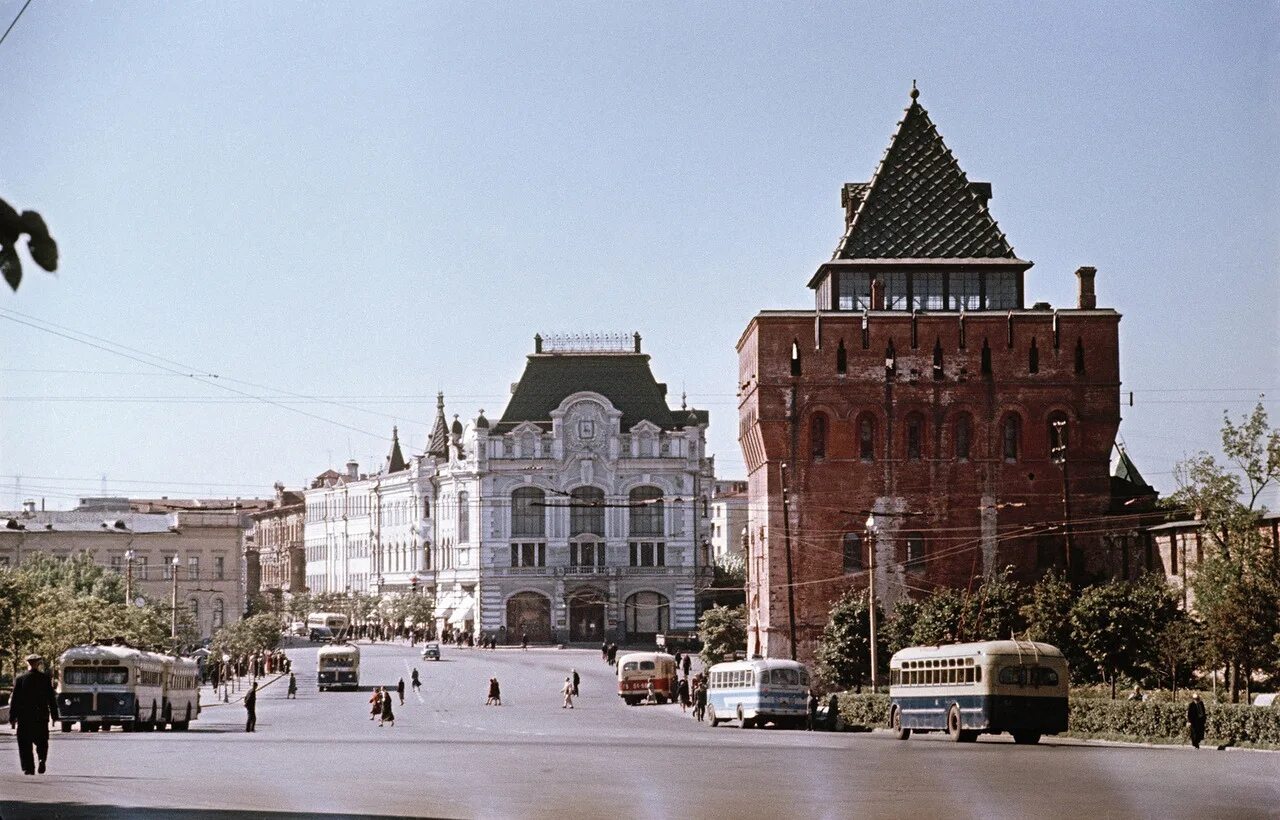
[433,590,461,619]
[447,594,475,626]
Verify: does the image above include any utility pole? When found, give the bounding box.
[170,555,181,641]
[866,514,879,693]
[1051,420,1074,577]
[124,548,136,604]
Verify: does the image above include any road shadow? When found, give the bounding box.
[0,802,453,820]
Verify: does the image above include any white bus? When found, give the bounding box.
[888,640,1069,744]
[706,658,810,729]
[308,612,350,640]
[57,643,200,732]
[317,643,360,691]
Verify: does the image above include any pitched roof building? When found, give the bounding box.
[737,87,1142,663]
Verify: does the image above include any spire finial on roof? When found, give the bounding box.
[910,79,918,101]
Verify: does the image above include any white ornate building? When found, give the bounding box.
[430,333,715,644]
[301,334,716,644]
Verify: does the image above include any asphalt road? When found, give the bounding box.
[1,640,1276,819]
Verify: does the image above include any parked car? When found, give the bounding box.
[309,626,334,643]
[421,642,441,661]
[290,621,308,637]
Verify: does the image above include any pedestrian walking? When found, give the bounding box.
[682,654,691,678]
[287,673,298,699]
[521,632,528,650]
[8,654,58,775]
[1187,693,1207,749]
[244,681,258,732]
[380,689,395,727]
[694,682,708,722]
[486,677,502,706]
[677,677,690,714]
[645,678,657,705]
[411,669,421,694]
[572,669,580,697]
[562,677,575,709]
[601,641,609,662]
[397,677,406,706]
[806,690,820,731]
[370,688,383,720]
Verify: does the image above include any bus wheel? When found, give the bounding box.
[79,722,92,733]
[708,705,719,727]
[892,708,910,740]
[61,721,73,733]
[162,703,172,730]
[947,706,965,742]
[1012,732,1041,745]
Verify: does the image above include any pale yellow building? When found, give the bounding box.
[1,499,247,639]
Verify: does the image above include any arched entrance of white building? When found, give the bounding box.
[566,587,607,643]
[506,591,552,644]
[624,591,670,643]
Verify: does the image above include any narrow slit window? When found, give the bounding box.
[981,338,992,375]
[810,413,828,461]
[836,338,847,375]
[790,340,802,377]
[1003,415,1021,462]
[1074,337,1085,374]
[859,416,876,461]
[954,415,972,462]
[932,338,944,381]
[1029,337,1039,374]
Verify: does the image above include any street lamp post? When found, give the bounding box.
[865,513,879,693]
[170,555,181,641]
[124,549,136,604]
[1051,419,1074,577]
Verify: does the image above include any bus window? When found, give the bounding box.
[777,668,799,686]
[622,662,639,672]
[975,667,982,683]
[639,661,655,671]
[799,670,809,686]
[65,667,129,686]
[1034,668,1059,686]
[964,668,974,683]
[745,672,754,686]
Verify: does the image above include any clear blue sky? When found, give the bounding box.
[1,2,1276,508]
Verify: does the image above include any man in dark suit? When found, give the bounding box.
[244,681,257,732]
[8,654,58,775]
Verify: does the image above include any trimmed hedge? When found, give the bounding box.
[835,692,1280,748]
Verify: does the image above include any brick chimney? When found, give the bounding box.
[1075,266,1097,309]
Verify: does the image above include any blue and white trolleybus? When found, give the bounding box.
[888,640,1068,744]
[706,657,809,729]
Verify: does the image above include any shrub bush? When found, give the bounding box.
[835,692,890,729]
[834,692,1280,746]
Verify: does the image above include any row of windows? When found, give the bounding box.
[512,486,666,538]
[109,554,227,582]
[842,532,925,573]
[508,541,668,568]
[892,666,982,686]
[836,271,1020,312]
[811,411,1070,464]
[306,496,432,523]
[187,598,226,628]
[709,667,811,688]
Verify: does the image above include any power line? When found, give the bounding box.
[0,0,33,49]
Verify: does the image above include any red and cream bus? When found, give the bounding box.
[617,652,678,705]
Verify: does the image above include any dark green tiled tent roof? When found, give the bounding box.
[495,354,698,433]
[834,91,1018,261]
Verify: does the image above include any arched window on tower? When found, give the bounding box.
[1002,415,1022,463]
[810,413,828,461]
[906,413,925,461]
[859,415,877,462]
[457,491,469,543]
[1029,337,1039,374]
[790,340,802,377]
[836,339,847,375]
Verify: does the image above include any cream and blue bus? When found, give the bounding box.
[888,640,1068,744]
[317,643,360,691]
[706,658,809,729]
[56,643,200,732]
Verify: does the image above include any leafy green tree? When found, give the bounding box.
[210,613,282,658]
[963,567,1027,642]
[1070,574,1179,698]
[882,597,920,655]
[1173,401,1280,701]
[814,589,887,691]
[698,604,746,666]
[910,588,967,645]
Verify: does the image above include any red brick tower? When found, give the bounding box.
[737,87,1122,662]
